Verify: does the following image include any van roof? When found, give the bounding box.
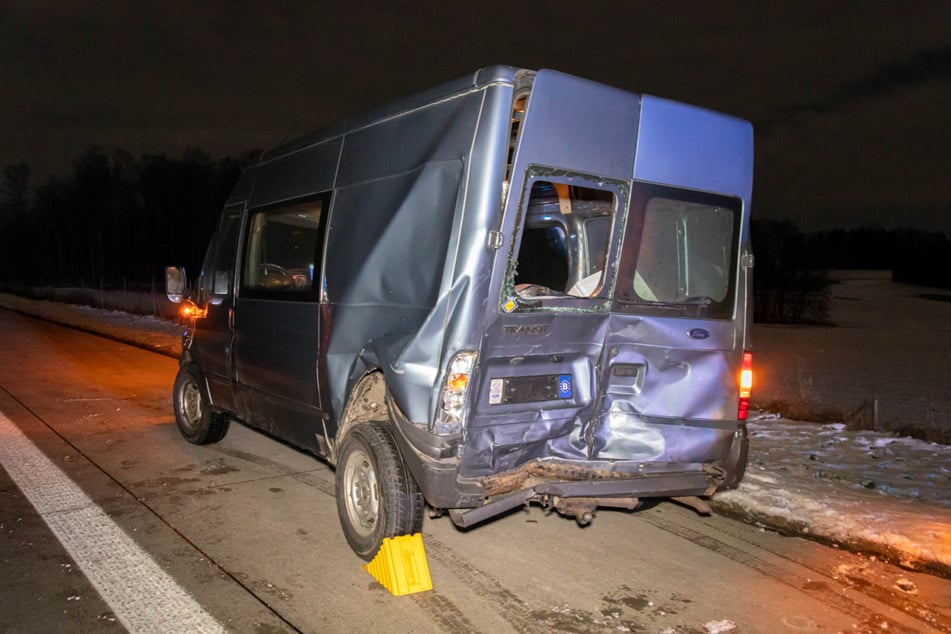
[259,65,526,164]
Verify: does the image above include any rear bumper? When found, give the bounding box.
[718,423,749,490]
[387,395,486,509]
[388,393,749,524]
[448,469,717,528]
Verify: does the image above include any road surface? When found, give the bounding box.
[1,308,948,633]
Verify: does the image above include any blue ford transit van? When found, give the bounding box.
[167,66,754,560]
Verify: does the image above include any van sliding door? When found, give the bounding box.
[232,193,329,448]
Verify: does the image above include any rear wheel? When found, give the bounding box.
[335,422,424,560]
[172,364,230,444]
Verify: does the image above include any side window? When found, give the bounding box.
[512,179,616,300]
[241,194,328,301]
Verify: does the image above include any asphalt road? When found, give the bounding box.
[1,308,948,633]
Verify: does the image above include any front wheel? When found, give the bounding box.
[335,422,424,560]
[172,364,230,444]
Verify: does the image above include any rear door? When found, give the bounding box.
[466,171,625,476]
[472,182,745,475]
[603,182,745,441]
[463,71,750,476]
[463,70,639,476]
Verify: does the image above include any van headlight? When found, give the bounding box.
[437,351,477,428]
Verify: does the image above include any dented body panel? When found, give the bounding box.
[181,66,753,528]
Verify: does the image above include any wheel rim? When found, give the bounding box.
[342,446,380,538]
[179,377,202,432]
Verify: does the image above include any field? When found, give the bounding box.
[752,270,951,442]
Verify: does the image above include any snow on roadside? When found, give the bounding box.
[0,292,182,357]
[2,293,950,575]
[715,414,951,573]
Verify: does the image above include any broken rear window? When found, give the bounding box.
[511,178,618,303]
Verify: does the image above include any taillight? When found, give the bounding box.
[437,351,477,428]
[738,350,753,420]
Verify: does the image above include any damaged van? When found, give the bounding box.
[166,66,754,560]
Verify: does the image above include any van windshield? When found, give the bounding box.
[615,183,741,319]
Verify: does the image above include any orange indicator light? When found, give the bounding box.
[447,373,468,392]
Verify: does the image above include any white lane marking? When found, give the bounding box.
[0,410,226,633]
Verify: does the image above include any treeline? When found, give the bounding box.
[751,220,951,324]
[0,146,255,289]
[2,148,949,323]
[803,226,951,289]
[751,219,832,324]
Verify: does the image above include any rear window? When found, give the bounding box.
[616,184,741,319]
[507,173,621,307]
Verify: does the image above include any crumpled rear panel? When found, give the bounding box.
[461,312,739,478]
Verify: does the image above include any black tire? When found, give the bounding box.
[335,422,424,561]
[172,364,230,445]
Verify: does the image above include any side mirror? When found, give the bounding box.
[165,266,187,303]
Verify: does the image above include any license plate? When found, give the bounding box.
[488,374,572,404]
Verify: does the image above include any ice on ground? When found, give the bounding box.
[715,414,951,571]
[703,620,737,633]
[746,418,950,508]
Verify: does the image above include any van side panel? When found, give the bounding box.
[249,138,342,207]
[264,66,516,162]
[335,94,481,187]
[321,89,492,427]
[419,82,514,425]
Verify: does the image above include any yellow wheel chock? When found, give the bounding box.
[363,533,433,596]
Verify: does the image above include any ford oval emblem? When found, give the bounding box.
[687,328,710,340]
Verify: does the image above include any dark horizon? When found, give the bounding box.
[3,3,951,233]
[8,143,951,237]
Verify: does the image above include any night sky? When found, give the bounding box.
[3,2,950,233]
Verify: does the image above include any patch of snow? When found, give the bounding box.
[0,293,182,357]
[716,415,951,571]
